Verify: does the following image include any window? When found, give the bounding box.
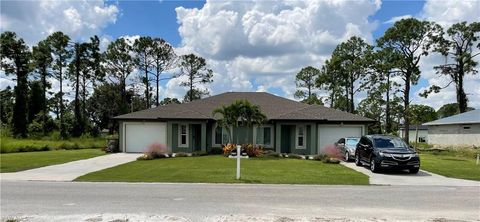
[296,125,306,149]
[178,124,188,147]
[337,138,345,144]
[255,126,272,147]
[213,124,229,146]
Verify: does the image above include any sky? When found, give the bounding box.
[1,0,479,110]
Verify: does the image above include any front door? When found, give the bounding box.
[191,124,202,151]
[281,125,291,153]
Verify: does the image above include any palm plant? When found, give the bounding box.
[212,99,267,144]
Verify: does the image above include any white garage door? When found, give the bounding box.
[318,125,363,153]
[124,122,167,153]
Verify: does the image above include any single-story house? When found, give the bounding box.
[423,109,480,146]
[114,92,374,154]
[398,125,429,143]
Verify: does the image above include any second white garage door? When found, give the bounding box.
[317,125,363,153]
[124,122,167,153]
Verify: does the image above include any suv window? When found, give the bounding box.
[373,137,408,149]
[338,138,345,144]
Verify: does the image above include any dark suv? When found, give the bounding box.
[355,135,420,174]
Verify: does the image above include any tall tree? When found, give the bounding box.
[27,81,44,124]
[328,36,373,113]
[183,88,209,102]
[69,42,89,136]
[421,22,480,113]
[409,104,437,145]
[370,47,402,133]
[436,103,475,118]
[0,32,30,137]
[357,91,384,134]
[151,38,176,107]
[46,32,71,138]
[104,38,137,114]
[317,59,346,110]
[32,39,52,135]
[377,18,442,142]
[81,36,104,128]
[294,66,321,104]
[178,54,213,102]
[0,86,14,126]
[133,37,154,109]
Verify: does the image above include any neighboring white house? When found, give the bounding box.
[398,125,429,143]
[423,109,480,147]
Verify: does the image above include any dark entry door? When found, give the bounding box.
[192,124,202,151]
[281,125,291,153]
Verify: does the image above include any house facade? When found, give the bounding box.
[423,109,480,146]
[398,125,429,143]
[115,92,374,155]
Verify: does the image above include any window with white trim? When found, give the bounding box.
[296,125,306,149]
[178,124,188,147]
[255,126,273,147]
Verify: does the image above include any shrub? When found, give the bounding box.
[286,153,304,159]
[222,143,236,155]
[323,157,341,164]
[192,150,208,156]
[209,147,223,155]
[244,144,263,157]
[264,152,282,158]
[313,154,328,161]
[137,154,154,161]
[324,144,342,159]
[144,143,168,159]
[174,152,189,157]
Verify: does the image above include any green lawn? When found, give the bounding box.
[420,153,480,181]
[76,155,369,185]
[0,149,105,173]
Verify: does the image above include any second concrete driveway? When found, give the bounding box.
[0,153,141,182]
[342,162,480,186]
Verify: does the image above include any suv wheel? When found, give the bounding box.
[345,151,349,162]
[370,158,379,173]
[409,168,420,174]
[355,153,362,166]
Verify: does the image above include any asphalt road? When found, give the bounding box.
[1,181,479,221]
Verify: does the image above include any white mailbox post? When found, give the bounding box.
[228,144,249,180]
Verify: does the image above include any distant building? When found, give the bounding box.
[423,109,480,146]
[398,125,429,143]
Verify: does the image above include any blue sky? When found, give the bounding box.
[1,0,479,109]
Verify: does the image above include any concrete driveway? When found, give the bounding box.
[0,153,141,181]
[342,161,480,186]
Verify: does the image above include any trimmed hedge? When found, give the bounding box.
[0,137,106,153]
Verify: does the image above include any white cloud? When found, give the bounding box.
[411,0,480,109]
[172,0,381,101]
[384,14,412,24]
[0,0,119,45]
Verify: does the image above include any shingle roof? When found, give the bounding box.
[114,92,374,122]
[423,109,480,126]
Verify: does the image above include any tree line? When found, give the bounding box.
[294,19,479,142]
[1,32,213,138]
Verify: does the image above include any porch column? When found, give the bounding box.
[201,122,207,152]
[310,123,317,155]
[275,122,281,153]
[167,122,173,152]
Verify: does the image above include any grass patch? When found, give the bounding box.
[76,155,368,185]
[420,153,480,181]
[0,149,105,172]
[0,136,106,153]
